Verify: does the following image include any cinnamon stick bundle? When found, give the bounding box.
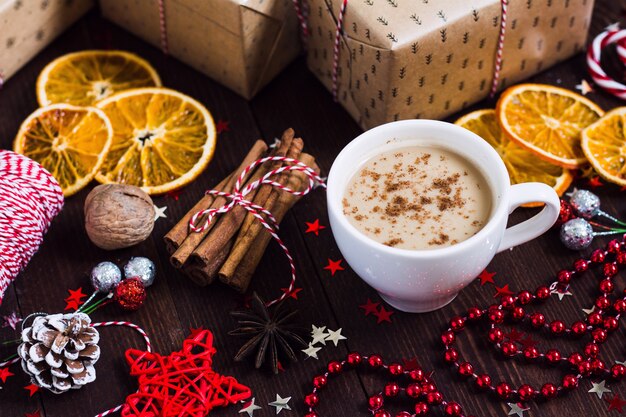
[185,129,299,284]
[219,153,319,292]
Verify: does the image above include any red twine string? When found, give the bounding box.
[0,150,64,305]
[189,156,325,307]
[157,0,169,55]
[489,0,509,98]
[120,330,251,417]
[587,26,626,99]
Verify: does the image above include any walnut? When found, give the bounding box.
[84,184,155,250]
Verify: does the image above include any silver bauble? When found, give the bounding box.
[123,257,156,287]
[90,262,122,292]
[569,189,600,219]
[560,218,594,250]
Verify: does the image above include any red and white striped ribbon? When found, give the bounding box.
[292,0,309,46]
[157,0,169,55]
[587,26,626,100]
[91,321,152,417]
[490,0,509,97]
[0,150,64,305]
[189,156,325,307]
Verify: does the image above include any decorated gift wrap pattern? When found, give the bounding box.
[0,0,93,84]
[307,0,594,129]
[100,0,301,99]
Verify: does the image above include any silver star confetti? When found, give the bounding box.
[582,306,595,315]
[302,343,322,359]
[269,138,281,149]
[239,397,262,416]
[616,360,626,366]
[154,205,167,221]
[311,324,329,345]
[588,380,611,399]
[268,394,291,414]
[575,79,593,95]
[551,288,572,301]
[507,402,530,417]
[325,328,347,346]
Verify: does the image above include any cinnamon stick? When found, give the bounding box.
[219,153,319,292]
[219,138,304,285]
[167,140,268,268]
[182,240,233,286]
[186,130,296,282]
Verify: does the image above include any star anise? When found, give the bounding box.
[229,293,306,374]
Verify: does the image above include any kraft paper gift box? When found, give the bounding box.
[0,0,94,85]
[306,0,595,130]
[100,0,302,99]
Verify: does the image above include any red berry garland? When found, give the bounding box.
[304,237,626,416]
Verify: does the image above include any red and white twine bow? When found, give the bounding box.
[587,25,626,100]
[189,156,325,307]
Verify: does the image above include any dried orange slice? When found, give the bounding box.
[497,84,604,169]
[37,51,161,106]
[582,107,626,186]
[14,104,113,196]
[95,88,216,194]
[456,109,573,206]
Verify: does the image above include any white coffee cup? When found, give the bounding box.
[327,120,560,313]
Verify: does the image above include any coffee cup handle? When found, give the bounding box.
[497,183,560,253]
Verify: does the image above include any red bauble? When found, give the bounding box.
[523,347,539,360]
[444,401,462,416]
[441,330,456,346]
[557,270,572,284]
[384,382,400,397]
[368,355,383,368]
[450,316,465,331]
[562,374,578,389]
[530,312,546,328]
[368,394,384,411]
[114,277,146,310]
[611,364,626,379]
[607,239,621,253]
[591,249,606,263]
[501,341,517,357]
[603,317,619,332]
[614,299,626,313]
[556,199,575,226]
[578,360,592,376]
[535,286,550,300]
[395,412,411,417]
[406,383,422,398]
[546,349,561,364]
[388,363,404,376]
[592,328,608,343]
[476,374,492,389]
[518,384,535,401]
[549,320,566,335]
[426,391,443,405]
[496,382,511,399]
[327,361,342,374]
[305,413,319,417]
[374,411,391,417]
[583,343,599,358]
[596,295,611,310]
[488,309,504,324]
[541,383,558,399]
[488,327,504,343]
[512,306,525,321]
[467,307,483,320]
[305,393,319,407]
[574,258,589,272]
[603,262,618,277]
[571,321,587,336]
[501,296,515,309]
[409,369,425,382]
[458,362,473,377]
[588,312,603,326]
[568,352,583,366]
[347,352,362,366]
[422,382,438,393]
[517,290,533,305]
[313,375,327,389]
[617,251,626,264]
[444,348,459,363]
[414,402,429,415]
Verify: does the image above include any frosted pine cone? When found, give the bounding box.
[18,312,100,393]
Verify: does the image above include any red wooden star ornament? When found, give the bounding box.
[121,330,251,417]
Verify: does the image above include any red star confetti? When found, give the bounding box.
[518,334,539,350]
[477,270,496,286]
[2,312,21,329]
[216,120,230,134]
[374,306,394,324]
[359,298,380,316]
[66,287,87,303]
[277,361,285,373]
[0,366,14,383]
[494,284,514,298]
[323,258,345,276]
[305,219,326,236]
[504,328,525,343]
[606,393,626,412]
[403,357,420,371]
[588,176,603,188]
[165,188,183,201]
[24,384,39,397]
[24,410,41,417]
[281,287,303,300]
[64,299,81,311]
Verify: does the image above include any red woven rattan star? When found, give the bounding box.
[121,330,251,417]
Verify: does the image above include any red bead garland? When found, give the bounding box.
[304,237,626,416]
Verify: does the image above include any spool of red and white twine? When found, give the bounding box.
[587,26,626,100]
[0,150,64,304]
[189,156,325,307]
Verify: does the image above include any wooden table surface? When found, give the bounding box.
[1,2,626,416]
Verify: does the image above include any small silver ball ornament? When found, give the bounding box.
[123,257,156,287]
[91,261,122,292]
[569,189,600,219]
[560,218,594,250]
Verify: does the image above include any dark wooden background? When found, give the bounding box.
[1,1,625,416]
